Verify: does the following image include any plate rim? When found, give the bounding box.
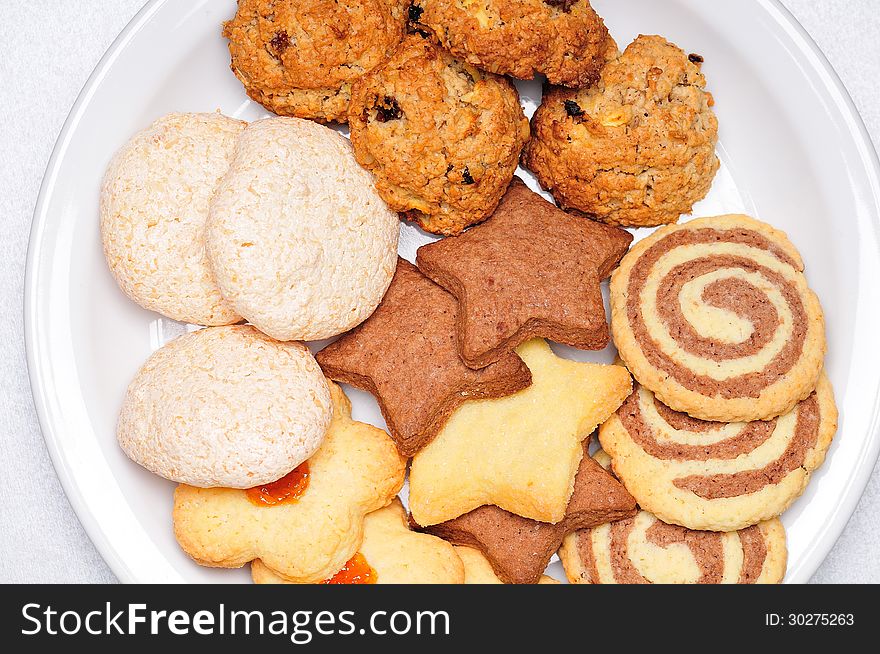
[24,0,880,584]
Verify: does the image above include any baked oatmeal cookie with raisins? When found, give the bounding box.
[223,0,408,123]
[348,35,529,235]
[523,35,719,227]
[409,0,616,88]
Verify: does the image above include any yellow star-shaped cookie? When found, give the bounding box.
[409,339,632,526]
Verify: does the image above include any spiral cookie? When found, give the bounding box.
[560,511,787,584]
[610,215,826,422]
[598,376,837,531]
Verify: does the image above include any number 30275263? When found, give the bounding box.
[765,614,855,627]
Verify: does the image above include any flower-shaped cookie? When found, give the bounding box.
[252,499,464,584]
[173,382,406,583]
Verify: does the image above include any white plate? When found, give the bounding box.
[26,0,880,584]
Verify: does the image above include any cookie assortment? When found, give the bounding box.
[100,0,837,584]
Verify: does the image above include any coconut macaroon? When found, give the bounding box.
[117,325,332,489]
[207,117,399,341]
[100,113,245,325]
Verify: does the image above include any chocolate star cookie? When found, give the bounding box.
[416,178,632,369]
[316,259,531,456]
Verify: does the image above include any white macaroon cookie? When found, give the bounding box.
[206,117,399,341]
[117,325,332,488]
[101,112,244,326]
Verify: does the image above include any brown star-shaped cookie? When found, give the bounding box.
[316,258,531,457]
[412,443,637,584]
[416,177,633,369]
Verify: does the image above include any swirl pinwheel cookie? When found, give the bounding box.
[560,451,787,584]
[173,382,406,583]
[610,215,826,423]
[251,500,464,584]
[561,514,786,584]
[598,377,837,532]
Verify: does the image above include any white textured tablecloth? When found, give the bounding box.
[1,0,878,583]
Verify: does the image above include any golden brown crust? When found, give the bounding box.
[223,0,408,123]
[523,35,720,227]
[348,35,530,235]
[410,0,616,88]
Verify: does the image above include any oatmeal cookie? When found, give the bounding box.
[348,34,530,235]
[223,0,408,123]
[410,0,616,88]
[523,35,719,227]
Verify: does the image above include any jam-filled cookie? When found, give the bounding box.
[251,499,465,584]
[348,34,529,235]
[223,0,408,122]
[524,35,719,227]
[410,0,615,88]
